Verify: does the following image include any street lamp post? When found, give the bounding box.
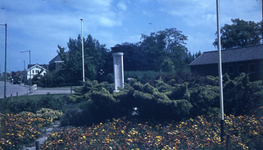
[20,50,31,93]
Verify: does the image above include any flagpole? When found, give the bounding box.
[81,19,85,83]
[216,0,224,141]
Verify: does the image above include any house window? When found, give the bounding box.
[249,63,255,73]
[32,70,34,73]
[227,65,234,74]
[238,64,244,74]
[36,70,39,73]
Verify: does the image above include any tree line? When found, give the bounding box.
[38,27,201,86]
[37,18,262,87]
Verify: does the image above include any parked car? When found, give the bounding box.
[13,80,20,84]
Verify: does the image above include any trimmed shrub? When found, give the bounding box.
[19,108,63,120]
[35,108,63,120]
[60,108,93,126]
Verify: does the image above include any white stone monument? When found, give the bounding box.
[112,52,124,92]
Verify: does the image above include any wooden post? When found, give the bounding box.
[10,94,12,102]
[35,141,40,150]
[226,134,230,150]
[16,92,18,97]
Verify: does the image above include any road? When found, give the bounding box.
[0,81,29,98]
[0,81,74,99]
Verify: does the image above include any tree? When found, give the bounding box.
[213,18,262,49]
[111,42,146,71]
[140,28,196,71]
[58,34,109,84]
[111,28,199,72]
[140,31,167,71]
[161,58,175,72]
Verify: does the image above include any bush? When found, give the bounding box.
[10,94,68,114]
[61,72,263,126]
[19,108,63,120]
[60,108,93,126]
[106,71,163,84]
[35,108,63,120]
[223,73,262,115]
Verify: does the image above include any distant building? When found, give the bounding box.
[189,44,263,81]
[49,54,64,72]
[27,64,48,80]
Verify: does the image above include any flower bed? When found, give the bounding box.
[0,112,262,150]
[42,114,262,150]
[0,113,52,149]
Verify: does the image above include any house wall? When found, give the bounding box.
[49,61,63,72]
[190,64,218,76]
[27,67,47,80]
[222,60,263,81]
[190,59,263,81]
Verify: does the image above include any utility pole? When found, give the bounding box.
[216,0,224,141]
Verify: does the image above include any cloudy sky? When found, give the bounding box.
[0,0,261,72]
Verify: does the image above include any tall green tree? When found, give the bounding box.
[140,28,190,71]
[110,28,200,72]
[213,18,262,49]
[58,34,108,84]
[111,42,146,71]
[140,31,166,71]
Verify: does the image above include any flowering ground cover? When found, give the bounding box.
[41,113,262,150]
[0,111,262,150]
[0,113,52,149]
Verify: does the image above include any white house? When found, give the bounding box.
[27,64,48,80]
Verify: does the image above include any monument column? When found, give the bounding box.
[112,52,124,92]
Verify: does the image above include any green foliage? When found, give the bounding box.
[155,79,172,93]
[67,72,262,124]
[213,18,262,49]
[37,72,68,87]
[10,93,66,114]
[57,34,109,84]
[161,58,175,72]
[189,85,219,116]
[19,108,63,120]
[60,108,93,126]
[109,28,200,72]
[69,80,106,103]
[35,108,63,120]
[223,73,261,115]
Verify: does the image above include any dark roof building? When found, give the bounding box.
[49,54,64,72]
[28,64,48,70]
[189,44,263,81]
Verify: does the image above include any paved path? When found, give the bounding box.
[0,81,74,99]
[29,87,74,95]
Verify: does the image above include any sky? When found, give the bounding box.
[0,0,262,72]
